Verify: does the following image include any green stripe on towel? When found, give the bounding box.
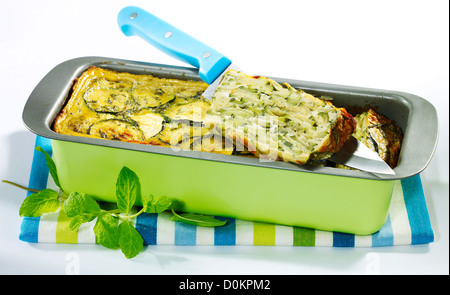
[253,223,275,245]
[293,227,315,246]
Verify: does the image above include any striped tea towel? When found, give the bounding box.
[19,136,434,247]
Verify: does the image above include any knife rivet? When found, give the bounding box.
[165,31,173,38]
[203,51,211,59]
[130,13,137,20]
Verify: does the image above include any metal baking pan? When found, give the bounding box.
[22,56,438,235]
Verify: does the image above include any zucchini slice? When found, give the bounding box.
[83,87,136,114]
[129,109,165,139]
[156,121,197,146]
[163,100,211,121]
[132,85,176,108]
[87,119,144,141]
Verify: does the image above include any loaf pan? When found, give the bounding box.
[22,56,438,235]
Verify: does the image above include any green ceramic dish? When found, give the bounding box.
[23,57,438,235]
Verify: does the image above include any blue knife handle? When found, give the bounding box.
[117,6,231,84]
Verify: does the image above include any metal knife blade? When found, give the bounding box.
[201,63,242,100]
[329,136,395,175]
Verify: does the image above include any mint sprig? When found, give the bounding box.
[119,220,144,259]
[19,189,60,217]
[143,194,173,213]
[4,146,226,259]
[35,146,62,190]
[63,192,100,230]
[171,210,226,227]
[115,166,141,215]
[94,213,120,249]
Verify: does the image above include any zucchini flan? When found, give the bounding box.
[54,66,359,165]
[53,66,232,154]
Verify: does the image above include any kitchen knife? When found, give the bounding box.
[117,6,237,100]
[117,6,395,175]
[329,136,395,175]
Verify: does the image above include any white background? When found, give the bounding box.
[0,0,448,275]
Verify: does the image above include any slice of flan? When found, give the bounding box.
[206,70,356,164]
[353,109,403,168]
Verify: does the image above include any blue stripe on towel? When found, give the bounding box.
[214,217,236,245]
[371,215,394,247]
[19,136,53,242]
[401,175,434,245]
[28,136,52,194]
[174,221,197,245]
[19,216,40,243]
[333,232,355,247]
[136,213,158,245]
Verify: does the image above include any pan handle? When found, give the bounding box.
[117,6,231,84]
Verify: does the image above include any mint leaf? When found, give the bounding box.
[93,213,119,249]
[142,195,172,213]
[19,189,60,217]
[63,192,100,217]
[36,146,61,189]
[118,220,144,259]
[170,209,226,227]
[69,215,89,231]
[67,212,97,231]
[116,166,141,215]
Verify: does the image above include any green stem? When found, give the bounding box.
[2,180,40,193]
[110,208,144,220]
[102,209,121,214]
[125,208,145,219]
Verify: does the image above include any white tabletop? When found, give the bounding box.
[0,0,448,275]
